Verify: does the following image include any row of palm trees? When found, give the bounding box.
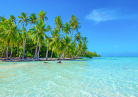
[0,11,88,60]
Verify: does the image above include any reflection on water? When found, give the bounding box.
[0,57,138,97]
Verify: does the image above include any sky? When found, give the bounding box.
[0,0,138,56]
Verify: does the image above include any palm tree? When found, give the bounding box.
[37,11,48,21]
[29,13,37,58]
[29,13,37,25]
[0,19,17,59]
[69,15,80,58]
[15,30,22,57]
[45,25,51,60]
[9,15,16,58]
[76,40,82,58]
[30,28,38,59]
[0,38,5,58]
[0,16,6,22]
[0,19,9,59]
[55,16,62,29]
[30,19,47,59]
[58,35,71,59]
[75,32,81,42]
[72,41,77,58]
[50,27,60,59]
[17,12,28,59]
[58,22,71,59]
[74,32,81,58]
[81,37,88,57]
[32,11,48,59]
[54,16,63,57]
[69,15,79,37]
[63,22,71,34]
[0,17,6,58]
[9,15,16,23]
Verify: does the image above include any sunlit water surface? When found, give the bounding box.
[0,57,138,97]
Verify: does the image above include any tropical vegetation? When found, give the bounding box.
[0,11,100,60]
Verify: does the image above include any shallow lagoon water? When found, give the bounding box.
[0,57,138,97]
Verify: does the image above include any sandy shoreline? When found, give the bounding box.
[0,58,82,62]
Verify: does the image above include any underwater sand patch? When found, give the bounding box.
[0,63,33,69]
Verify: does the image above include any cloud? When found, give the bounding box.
[85,8,122,23]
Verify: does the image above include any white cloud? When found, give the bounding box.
[86,8,121,23]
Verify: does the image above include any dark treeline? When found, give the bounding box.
[0,11,100,60]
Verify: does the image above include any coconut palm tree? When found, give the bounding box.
[30,28,38,59]
[37,11,48,21]
[0,17,6,58]
[63,22,71,34]
[32,11,48,59]
[9,15,16,58]
[0,38,6,58]
[29,13,37,58]
[30,18,47,59]
[75,32,81,42]
[69,15,79,37]
[71,41,77,58]
[58,35,71,59]
[74,32,81,58]
[50,27,60,59]
[76,40,82,58]
[57,22,71,59]
[45,25,51,60]
[29,13,37,25]
[81,37,88,57]
[55,16,63,29]
[0,16,6,22]
[17,12,28,59]
[0,19,17,59]
[9,15,16,23]
[15,29,22,57]
[0,19,9,59]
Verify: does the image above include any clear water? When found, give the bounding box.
[0,57,138,97]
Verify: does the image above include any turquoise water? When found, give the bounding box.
[0,57,138,97]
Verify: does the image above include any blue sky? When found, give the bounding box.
[0,0,138,56]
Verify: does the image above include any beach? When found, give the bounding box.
[0,57,82,62]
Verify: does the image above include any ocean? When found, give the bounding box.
[0,57,138,97]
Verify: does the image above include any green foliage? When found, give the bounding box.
[0,11,100,59]
[83,51,101,58]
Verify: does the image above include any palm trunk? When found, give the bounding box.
[10,45,12,58]
[17,44,19,57]
[73,48,76,59]
[34,44,38,59]
[76,51,79,58]
[83,52,85,57]
[73,54,75,59]
[70,54,72,58]
[34,33,39,59]
[46,40,49,60]
[63,52,65,59]
[22,26,25,59]
[37,43,40,59]
[19,48,22,58]
[6,42,9,60]
[71,31,73,38]
[57,53,58,57]
[58,46,68,60]
[1,46,5,58]
[50,50,53,58]
[76,49,81,58]
[24,35,27,58]
[34,41,38,59]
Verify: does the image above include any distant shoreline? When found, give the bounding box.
[0,58,83,62]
